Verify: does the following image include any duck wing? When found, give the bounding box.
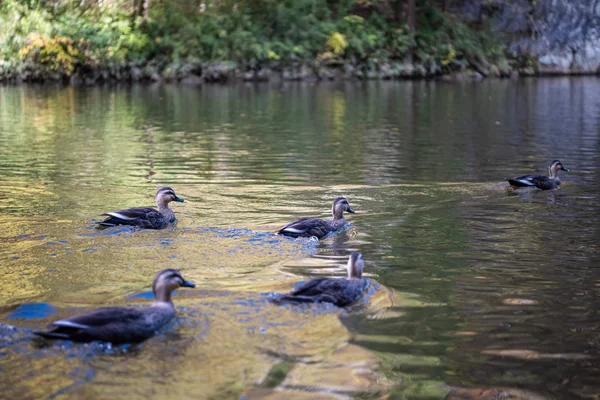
[507,174,540,187]
[33,306,151,343]
[507,174,555,190]
[277,218,332,239]
[98,207,161,228]
[529,176,557,190]
[273,278,364,307]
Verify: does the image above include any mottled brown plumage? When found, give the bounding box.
[507,160,569,190]
[271,252,367,307]
[277,197,355,239]
[33,269,195,344]
[98,187,185,229]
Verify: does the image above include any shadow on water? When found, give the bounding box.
[1,79,600,398]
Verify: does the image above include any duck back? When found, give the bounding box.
[99,207,170,229]
[272,277,367,307]
[278,218,339,239]
[507,174,558,190]
[34,306,174,344]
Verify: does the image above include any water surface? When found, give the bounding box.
[1,79,599,399]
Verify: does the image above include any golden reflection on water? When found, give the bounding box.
[1,81,600,398]
[0,186,397,398]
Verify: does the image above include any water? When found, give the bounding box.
[0,79,599,399]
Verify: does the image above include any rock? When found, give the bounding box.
[413,64,427,78]
[130,66,142,81]
[202,62,236,82]
[379,63,397,79]
[181,75,203,85]
[469,70,485,80]
[316,66,337,80]
[428,63,442,76]
[537,51,573,75]
[281,64,308,80]
[397,63,415,78]
[142,65,161,81]
[162,63,179,81]
[497,61,513,78]
[489,0,600,75]
[441,72,465,81]
[519,67,536,76]
[179,62,202,77]
[343,64,356,79]
[573,42,600,73]
[365,66,379,79]
[242,70,256,81]
[255,67,272,81]
[488,65,501,77]
[69,74,83,85]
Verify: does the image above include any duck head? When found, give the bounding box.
[155,187,185,209]
[332,197,355,220]
[152,268,195,303]
[346,252,364,279]
[548,160,569,179]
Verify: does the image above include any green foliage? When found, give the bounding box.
[327,32,349,56]
[0,0,508,80]
[415,7,507,67]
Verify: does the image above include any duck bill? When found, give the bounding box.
[347,207,356,214]
[181,280,196,288]
[561,167,570,172]
[174,196,185,203]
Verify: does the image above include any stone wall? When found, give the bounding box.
[466,0,600,75]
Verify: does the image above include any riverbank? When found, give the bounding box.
[4,59,598,86]
[1,0,599,85]
[0,60,512,85]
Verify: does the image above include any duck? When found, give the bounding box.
[97,187,185,229]
[271,252,367,307]
[507,160,570,190]
[33,269,195,344]
[277,197,355,239]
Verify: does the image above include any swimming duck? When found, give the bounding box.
[271,252,367,307]
[97,187,184,229]
[507,160,569,190]
[277,197,355,239]
[33,269,195,344]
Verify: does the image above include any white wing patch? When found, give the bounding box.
[53,321,91,330]
[516,177,535,186]
[282,227,306,234]
[106,212,138,220]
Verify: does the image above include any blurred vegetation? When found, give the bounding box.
[0,0,509,81]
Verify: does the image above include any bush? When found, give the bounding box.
[0,0,508,81]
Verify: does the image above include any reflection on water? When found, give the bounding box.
[0,79,599,398]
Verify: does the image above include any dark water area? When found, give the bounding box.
[0,79,599,399]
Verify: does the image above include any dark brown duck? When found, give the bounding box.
[277,197,355,239]
[507,160,569,190]
[33,269,195,344]
[97,187,185,229]
[271,252,367,307]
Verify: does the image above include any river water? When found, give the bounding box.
[0,79,599,399]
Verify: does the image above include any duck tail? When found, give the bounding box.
[277,229,301,238]
[33,330,71,340]
[507,178,525,187]
[97,221,117,228]
[97,214,136,227]
[269,294,314,305]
